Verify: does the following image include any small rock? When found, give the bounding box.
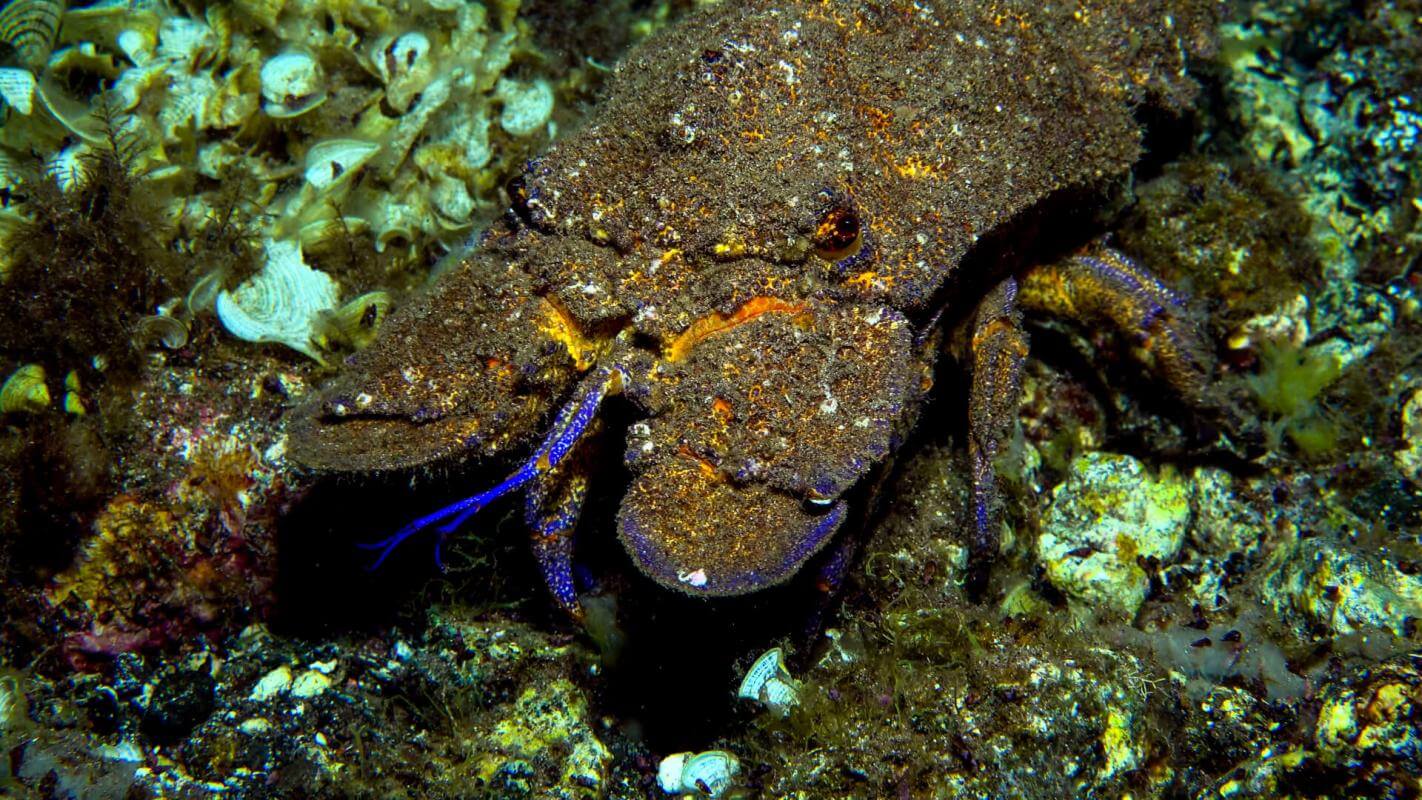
[1260,536,1422,638]
[291,670,332,698]
[1037,452,1190,618]
[249,665,292,701]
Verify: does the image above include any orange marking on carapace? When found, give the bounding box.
[676,445,724,482]
[536,296,604,371]
[663,297,809,363]
[711,396,733,424]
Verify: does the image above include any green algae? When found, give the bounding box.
[1247,340,1345,455]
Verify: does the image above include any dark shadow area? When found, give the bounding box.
[269,455,544,638]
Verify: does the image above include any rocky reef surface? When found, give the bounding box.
[2,0,1420,798]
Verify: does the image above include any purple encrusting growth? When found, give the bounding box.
[360,367,625,587]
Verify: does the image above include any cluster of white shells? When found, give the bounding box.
[657,750,741,799]
[0,0,561,359]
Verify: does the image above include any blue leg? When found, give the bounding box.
[965,279,1027,600]
[359,366,625,572]
[525,462,589,617]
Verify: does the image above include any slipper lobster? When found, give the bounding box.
[290,0,1225,616]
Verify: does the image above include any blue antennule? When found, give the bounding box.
[359,365,626,570]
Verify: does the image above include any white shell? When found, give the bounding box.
[305,139,380,193]
[429,174,474,226]
[656,752,688,793]
[736,647,799,717]
[372,31,433,114]
[496,77,554,137]
[158,72,217,140]
[657,750,740,798]
[186,270,225,313]
[216,239,339,361]
[0,67,35,115]
[260,51,326,118]
[298,215,371,251]
[116,29,154,66]
[133,313,190,350]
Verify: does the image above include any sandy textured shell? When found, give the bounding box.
[156,16,217,66]
[47,42,122,80]
[205,5,232,59]
[428,174,474,227]
[683,751,740,797]
[260,51,326,118]
[159,72,217,140]
[371,213,415,253]
[116,28,154,67]
[736,646,800,716]
[0,66,35,114]
[186,270,225,312]
[313,290,390,351]
[203,65,259,131]
[304,139,380,193]
[0,0,63,70]
[60,0,161,43]
[35,77,104,142]
[371,74,450,178]
[1,363,50,414]
[737,647,787,700]
[45,143,89,192]
[215,239,339,361]
[297,215,370,251]
[0,147,18,186]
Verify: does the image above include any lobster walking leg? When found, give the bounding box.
[965,278,1028,600]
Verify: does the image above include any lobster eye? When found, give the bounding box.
[813,202,862,260]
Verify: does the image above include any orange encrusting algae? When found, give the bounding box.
[662,297,809,363]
